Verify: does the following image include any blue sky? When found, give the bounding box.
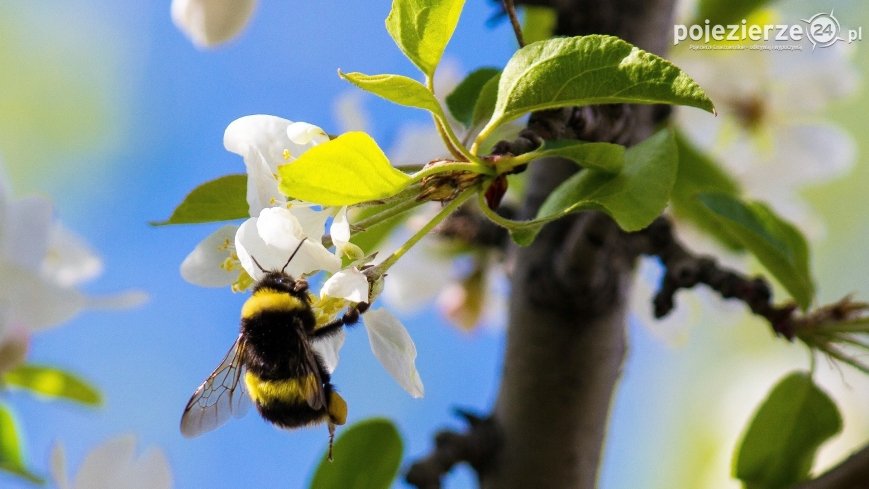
[2,1,868,488]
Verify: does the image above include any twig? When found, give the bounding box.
[793,443,869,489]
[630,217,798,338]
[405,410,499,489]
[502,0,526,47]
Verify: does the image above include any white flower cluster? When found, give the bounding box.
[180,115,423,398]
[0,174,146,372]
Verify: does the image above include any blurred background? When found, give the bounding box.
[0,0,866,487]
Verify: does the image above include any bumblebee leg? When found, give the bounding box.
[312,302,369,339]
[328,391,348,425]
[327,422,335,462]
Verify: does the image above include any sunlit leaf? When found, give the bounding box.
[700,193,814,310]
[277,132,411,206]
[385,0,467,77]
[339,72,444,117]
[671,131,743,250]
[0,403,44,484]
[153,174,248,225]
[478,35,715,141]
[3,364,101,406]
[445,67,500,126]
[309,418,403,489]
[734,372,841,489]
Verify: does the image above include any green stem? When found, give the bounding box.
[470,123,498,155]
[354,197,426,231]
[375,189,475,273]
[410,161,494,185]
[476,188,528,230]
[426,75,478,163]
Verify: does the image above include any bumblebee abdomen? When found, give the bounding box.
[244,371,318,407]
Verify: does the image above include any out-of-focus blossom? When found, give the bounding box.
[674,41,858,237]
[51,435,172,489]
[171,0,256,48]
[0,175,146,370]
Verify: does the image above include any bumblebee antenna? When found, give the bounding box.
[250,255,267,273]
[282,238,307,274]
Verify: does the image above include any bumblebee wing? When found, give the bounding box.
[180,334,250,437]
[301,341,328,411]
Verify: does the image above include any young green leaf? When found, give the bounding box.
[671,132,743,250]
[699,193,814,310]
[3,364,101,406]
[0,404,44,484]
[385,0,467,78]
[445,67,501,126]
[489,129,676,246]
[309,418,402,489]
[734,372,842,489]
[478,35,715,142]
[339,71,445,118]
[511,140,625,174]
[153,174,248,225]
[278,132,411,206]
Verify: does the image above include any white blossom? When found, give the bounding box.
[223,115,329,216]
[171,0,256,48]
[180,224,239,287]
[235,207,339,281]
[51,435,172,489]
[363,308,424,398]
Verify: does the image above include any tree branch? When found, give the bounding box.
[793,443,869,489]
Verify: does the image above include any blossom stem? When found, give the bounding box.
[410,161,494,185]
[353,197,426,231]
[374,189,475,274]
[426,75,477,163]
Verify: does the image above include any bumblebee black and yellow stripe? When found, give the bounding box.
[244,371,319,406]
[241,288,306,320]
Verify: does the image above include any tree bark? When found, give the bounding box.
[480,1,677,488]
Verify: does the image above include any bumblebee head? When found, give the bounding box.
[249,238,309,296]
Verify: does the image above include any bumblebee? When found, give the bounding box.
[180,241,366,458]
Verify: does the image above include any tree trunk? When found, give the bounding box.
[481,1,677,487]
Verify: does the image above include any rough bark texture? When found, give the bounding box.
[480,1,677,488]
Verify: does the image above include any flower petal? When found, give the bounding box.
[321,268,369,303]
[224,115,293,215]
[2,262,86,332]
[73,434,137,489]
[235,213,339,281]
[312,329,345,374]
[363,308,424,398]
[2,196,52,271]
[329,207,364,259]
[286,122,329,146]
[180,225,240,287]
[171,0,256,48]
[41,223,103,287]
[50,442,71,489]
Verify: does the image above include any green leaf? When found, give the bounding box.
[671,131,743,250]
[734,372,842,489]
[470,72,500,129]
[153,174,248,225]
[277,132,411,206]
[522,6,556,44]
[3,364,101,406]
[699,193,814,310]
[495,129,676,245]
[309,418,402,489]
[694,0,773,26]
[339,71,445,117]
[445,67,501,126]
[479,35,715,141]
[0,404,44,484]
[519,140,625,174]
[385,0,467,77]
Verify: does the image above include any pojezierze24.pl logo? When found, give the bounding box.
[674,10,862,50]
